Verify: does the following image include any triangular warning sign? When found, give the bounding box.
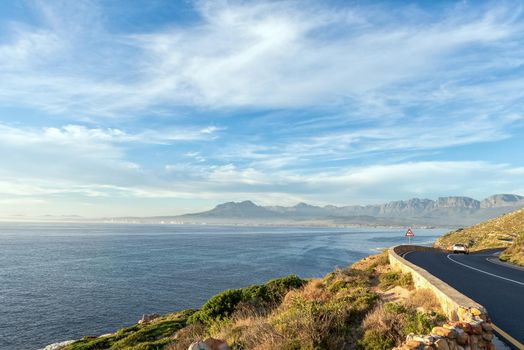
[405,227,414,237]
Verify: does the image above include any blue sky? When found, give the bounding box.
[1,0,524,217]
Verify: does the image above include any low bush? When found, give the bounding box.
[64,313,188,350]
[187,275,306,325]
[378,271,413,291]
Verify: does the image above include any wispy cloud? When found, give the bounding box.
[1,1,523,116]
[0,1,523,216]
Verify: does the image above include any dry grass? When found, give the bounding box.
[351,250,390,273]
[192,266,380,350]
[435,208,524,251]
[164,323,207,350]
[361,303,407,347]
[404,288,441,313]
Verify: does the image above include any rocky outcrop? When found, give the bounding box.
[395,319,495,350]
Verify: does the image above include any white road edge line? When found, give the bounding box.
[446,254,524,286]
[486,257,524,272]
[402,251,413,259]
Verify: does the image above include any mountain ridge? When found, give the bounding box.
[158,193,524,227]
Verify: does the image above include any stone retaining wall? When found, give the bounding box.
[389,245,487,321]
[389,245,495,350]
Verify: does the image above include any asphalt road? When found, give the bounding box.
[404,250,524,345]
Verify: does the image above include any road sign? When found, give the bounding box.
[405,227,414,244]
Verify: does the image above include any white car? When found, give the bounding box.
[452,244,469,254]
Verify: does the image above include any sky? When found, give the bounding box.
[1,0,524,218]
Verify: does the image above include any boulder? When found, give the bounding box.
[435,339,450,350]
[432,327,457,339]
[409,335,436,345]
[188,341,210,350]
[188,338,231,350]
[470,323,483,335]
[205,338,231,350]
[405,340,424,349]
[456,330,469,346]
[481,333,493,342]
[452,322,473,334]
[481,322,492,332]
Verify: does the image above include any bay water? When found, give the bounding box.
[0,223,445,350]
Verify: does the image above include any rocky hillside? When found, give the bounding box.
[434,208,524,251]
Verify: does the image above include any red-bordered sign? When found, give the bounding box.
[405,227,414,237]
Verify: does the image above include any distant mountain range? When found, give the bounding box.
[104,193,524,227]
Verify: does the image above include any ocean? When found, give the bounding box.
[0,223,445,350]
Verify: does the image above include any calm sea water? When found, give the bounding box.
[0,223,445,350]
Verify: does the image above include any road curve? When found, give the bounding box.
[404,250,524,345]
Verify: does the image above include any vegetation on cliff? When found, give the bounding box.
[61,251,446,350]
[499,231,524,266]
[434,208,524,251]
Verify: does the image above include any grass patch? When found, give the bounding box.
[378,271,413,291]
[64,313,191,350]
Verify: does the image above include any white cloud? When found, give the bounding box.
[0,1,523,217]
[0,1,522,116]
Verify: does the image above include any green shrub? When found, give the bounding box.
[398,273,414,290]
[360,329,396,350]
[404,311,446,335]
[378,272,413,291]
[188,275,306,325]
[64,315,187,350]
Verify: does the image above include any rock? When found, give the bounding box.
[408,334,436,345]
[204,338,231,350]
[482,333,493,341]
[40,340,76,350]
[452,322,473,334]
[435,339,451,350]
[469,335,479,348]
[481,322,492,332]
[188,341,210,350]
[432,327,457,339]
[138,313,160,324]
[456,330,469,345]
[406,340,424,349]
[470,323,483,335]
[470,308,483,317]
